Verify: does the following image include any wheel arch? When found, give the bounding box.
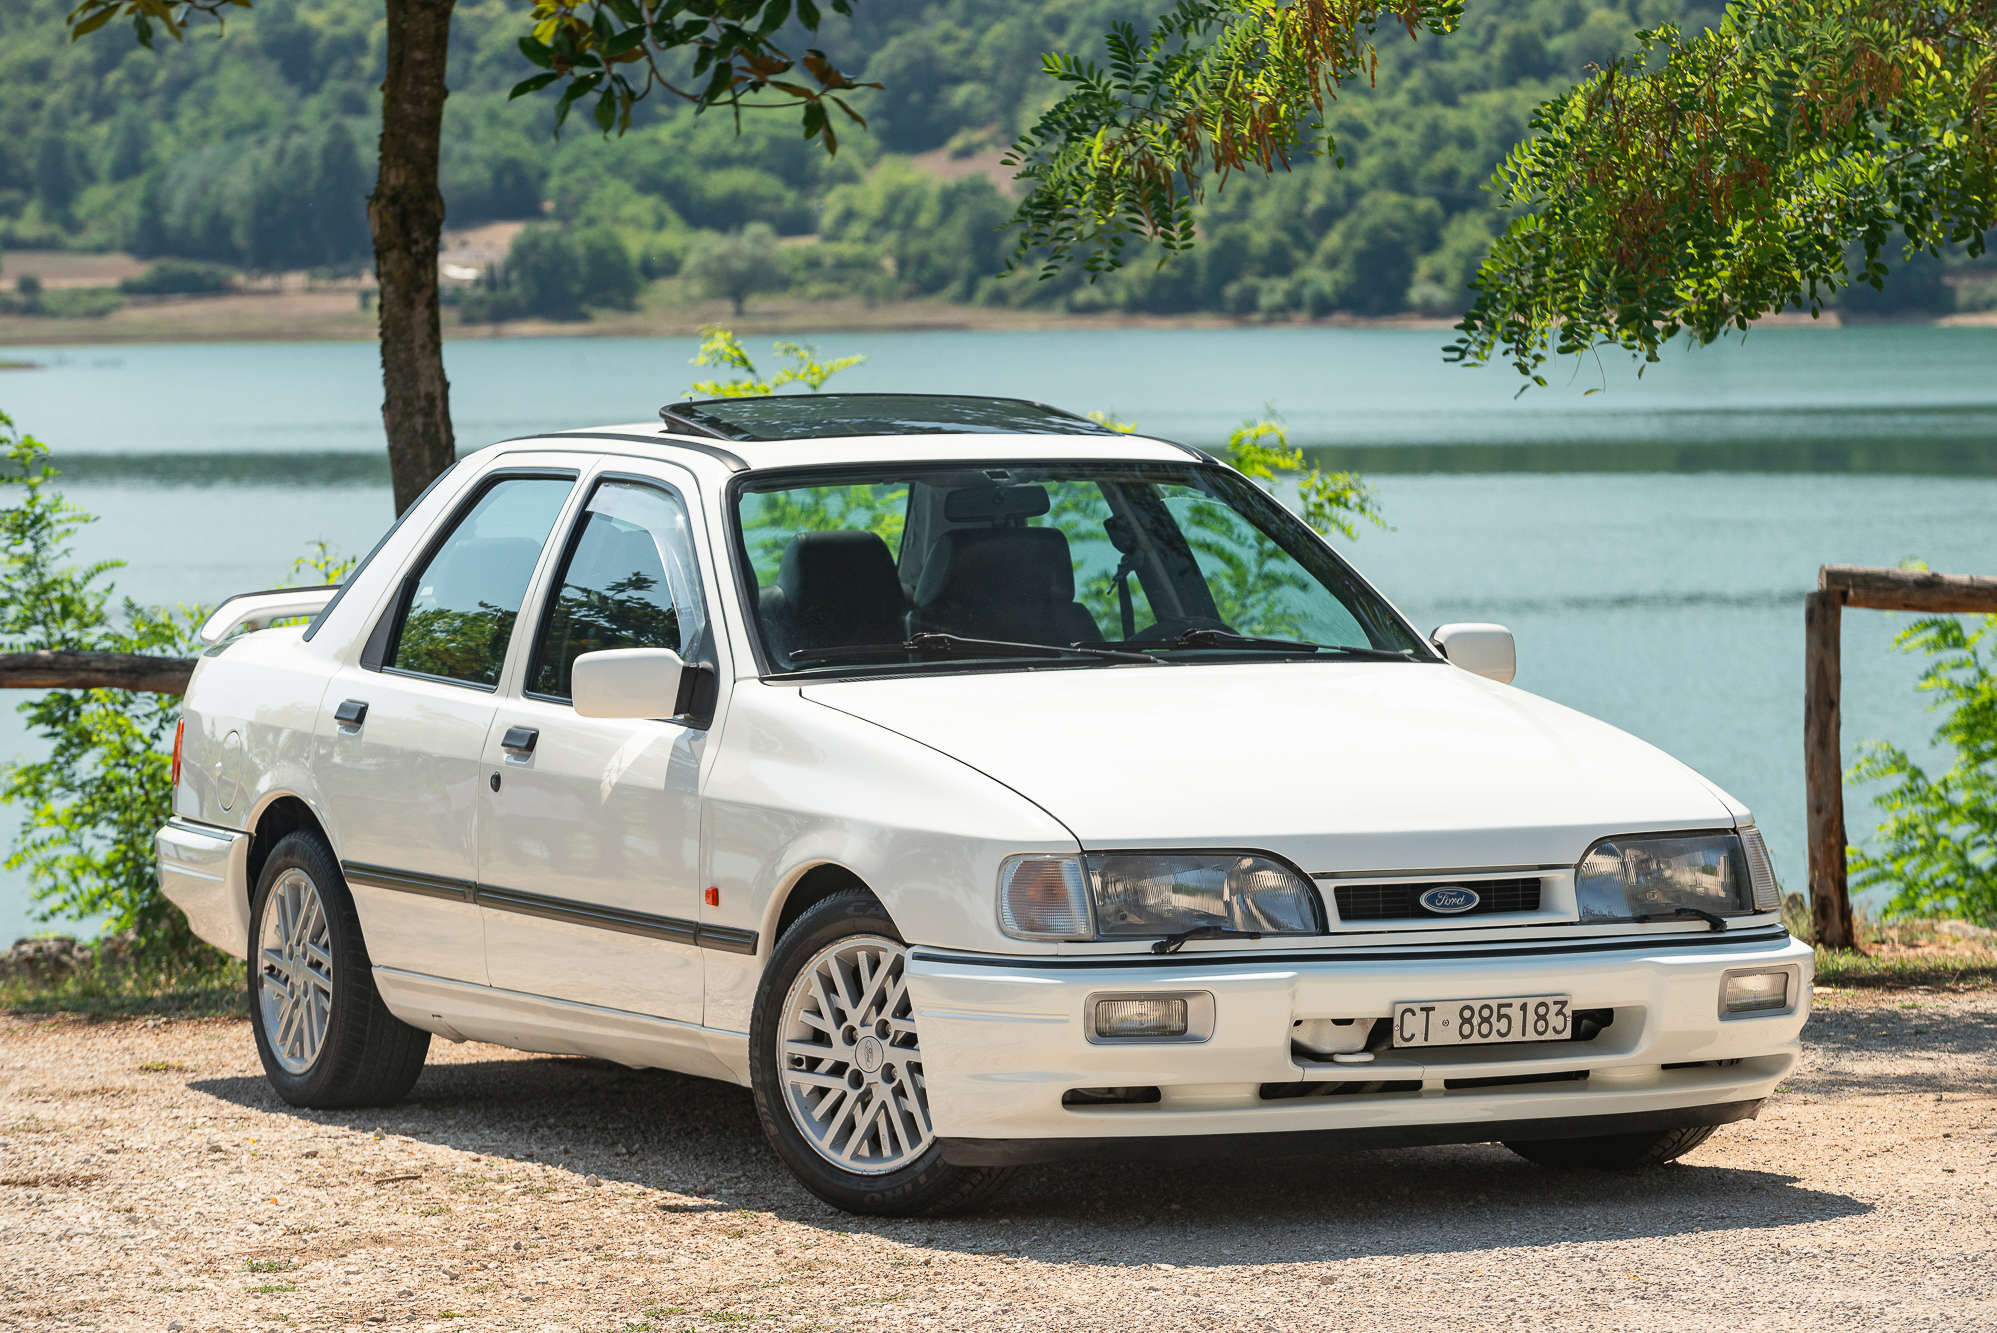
[767,861,884,952]
[244,793,334,904]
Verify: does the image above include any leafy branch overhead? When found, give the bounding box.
[1448,1,1997,384]
[512,0,878,147]
[1003,0,1465,278]
[61,0,243,47]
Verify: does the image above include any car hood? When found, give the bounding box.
[800,662,1739,873]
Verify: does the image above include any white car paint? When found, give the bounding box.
[157,421,1811,1161]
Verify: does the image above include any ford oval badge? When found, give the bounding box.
[1418,885,1481,914]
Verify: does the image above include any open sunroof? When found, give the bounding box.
[660,393,1118,442]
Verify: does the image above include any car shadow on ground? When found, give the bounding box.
[189,1049,1871,1266]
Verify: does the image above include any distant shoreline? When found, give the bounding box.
[4,290,1983,349]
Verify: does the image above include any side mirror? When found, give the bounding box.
[1432,623,1516,685]
[571,648,686,719]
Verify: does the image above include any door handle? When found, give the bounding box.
[501,725,539,754]
[334,699,368,728]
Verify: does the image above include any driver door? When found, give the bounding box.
[476,467,714,1023]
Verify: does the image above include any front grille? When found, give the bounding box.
[1333,876,1543,922]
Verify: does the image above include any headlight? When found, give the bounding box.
[1576,831,1761,924]
[998,852,1321,942]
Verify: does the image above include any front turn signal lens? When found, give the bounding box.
[997,855,1093,940]
[170,717,185,788]
[1723,969,1791,1015]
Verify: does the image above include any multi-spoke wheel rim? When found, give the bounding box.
[257,868,335,1075]
[778,935,934,1175]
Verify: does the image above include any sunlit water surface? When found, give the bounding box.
[3,325,1994,941]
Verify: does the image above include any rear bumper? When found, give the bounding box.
[156,818,251,958]
[907,929,1811,1161]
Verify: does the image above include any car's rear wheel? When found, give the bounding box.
[749,888,1011,1215]
[1503,1123,1720,1169]
[248,831,430,1108]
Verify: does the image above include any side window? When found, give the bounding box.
[528,480,708,701]
[388,477,575,687]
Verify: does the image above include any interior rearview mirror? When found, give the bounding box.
[1431,624,1516,685]
[571,648,686,719]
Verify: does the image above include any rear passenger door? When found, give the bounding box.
[318,468,580,986]
[475,467,715,1023]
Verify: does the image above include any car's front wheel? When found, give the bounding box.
[749,889,1011,1215]
[248,831,430,1108]
[1503,1123,1720,1170]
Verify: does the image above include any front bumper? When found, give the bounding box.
[907,928,1811,1165]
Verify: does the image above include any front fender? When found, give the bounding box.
[700,682,1078,1032]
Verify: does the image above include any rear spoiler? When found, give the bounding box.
[197,585,341,646]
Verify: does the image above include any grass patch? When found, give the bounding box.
[1811,947,1997,989]
[244,1259,296,1273]
[0,950,245,1018]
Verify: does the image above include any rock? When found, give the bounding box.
[301,1149,318,1158]
[395,1288,413,1298]
[511,1241,523,1251]
[586,1175,601,1188]
[169,1322,184,1331]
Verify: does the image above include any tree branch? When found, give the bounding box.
[0,651,196,695]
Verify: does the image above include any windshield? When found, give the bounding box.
[733,461,1431,674]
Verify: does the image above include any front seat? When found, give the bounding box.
[759,530,906,664]
[907,527,1104,644]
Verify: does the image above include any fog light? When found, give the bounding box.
[1095,997,1188,1039]
[1723,970,1790,1014]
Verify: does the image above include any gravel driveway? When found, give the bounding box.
[3,986,1993,1332]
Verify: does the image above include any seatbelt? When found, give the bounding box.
[1113,550,1139,641]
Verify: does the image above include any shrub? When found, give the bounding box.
[1850,614,1997,926]
[0,413,203,966]
[30,287,125,319]
[120,260,234,296]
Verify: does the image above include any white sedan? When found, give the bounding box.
[158,393,1811,1215]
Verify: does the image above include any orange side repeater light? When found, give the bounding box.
[171,718,185,788]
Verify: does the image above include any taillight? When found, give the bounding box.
[171,718,185,787]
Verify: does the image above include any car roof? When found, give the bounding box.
[529,423,1210,474]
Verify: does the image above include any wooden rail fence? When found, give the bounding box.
[1807,565,1997,951]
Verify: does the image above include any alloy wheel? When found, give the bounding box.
[257,867,336,1074]
[778,935,935,1174]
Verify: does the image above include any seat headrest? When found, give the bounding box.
[776,530,903,629]
[913,527,1076,608]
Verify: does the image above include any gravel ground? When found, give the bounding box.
[3,986,1994,1332]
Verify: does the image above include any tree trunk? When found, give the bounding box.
[372,0,459,516]
[1804,589,1857,951]
[0,651,195,695]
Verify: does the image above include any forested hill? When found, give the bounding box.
[0,0,1968,318]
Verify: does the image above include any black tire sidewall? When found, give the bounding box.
[748,890,974,1215]
[247,831,386,1105]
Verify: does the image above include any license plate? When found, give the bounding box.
[1391,995,1573,1048]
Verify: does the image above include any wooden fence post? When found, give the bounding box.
[1804,588,1857,951]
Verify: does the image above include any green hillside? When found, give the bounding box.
[2,0,1970,318]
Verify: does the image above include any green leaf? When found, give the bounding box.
[509,71,562,99]
[517,36,556,68]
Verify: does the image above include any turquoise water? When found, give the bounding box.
[3,325,1993,941]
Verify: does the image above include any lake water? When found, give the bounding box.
[3,324,1994,942]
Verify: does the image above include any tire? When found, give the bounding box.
[247,830,430,1109]
[1503,1123,1720,1170]
[748,888,1012,1216]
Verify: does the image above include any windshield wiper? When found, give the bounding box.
[1152,925,1264,954]
[788,631,1162,667]
[1637,906,1729,932]
[1147,627,1416,660]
